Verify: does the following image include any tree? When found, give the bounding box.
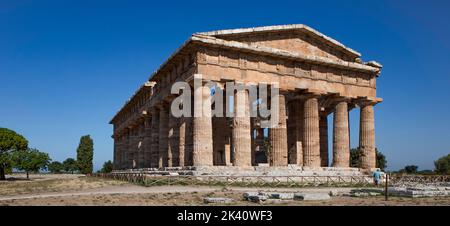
[434,154,450,175]
[76,135,94,175]
[350,148,387,171]
[403,165,419,174]
[48,161,63,174]
[0,128,28,180]
[376,149,387,171]
[62,158,77,174]
[13,148,51,179]
[100,160,113,173]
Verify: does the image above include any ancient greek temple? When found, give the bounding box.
[110,25,382,173]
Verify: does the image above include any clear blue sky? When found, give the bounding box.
[1,0,449,171]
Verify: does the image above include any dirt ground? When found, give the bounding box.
[1,174,449,206]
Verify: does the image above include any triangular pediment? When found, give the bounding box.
[197,24,360,62]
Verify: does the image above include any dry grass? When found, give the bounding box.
[1,190,450,206]
[0,174,449,206]
[0,175,127,196]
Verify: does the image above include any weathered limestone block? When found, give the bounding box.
[232,88,252,166]
[203,197,233,204]
[243,192,260,200]
[245,193,268,203]
[193,86,214,166]
[359,104,375,169]
[294,193,331,201]
[269,192,295,200]
[303,97,321,167]
[269,94,288,166]
[333,101,350,167]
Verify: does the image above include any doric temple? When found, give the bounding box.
[110,24,382,172]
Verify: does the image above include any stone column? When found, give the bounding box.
[150,108,160,168]
[113,136,118,170]
[333,101,350,167]
[359,103,376,169]
[133,127,139,169]
[303,96,321,167]
[287,101,297,164]
[168,111,180,167]
[295,99,304,166]
[232,88,252,167]
[128,128,135,169]
[184,116,194,166]
[250,118,256,166]
[178,117,186,167]
[158,104,169,168]
[223,90,232,166]
[121,130,128,169]
[138,122,146,168]
[269,93,288,166]
[119,136,124,169]
[319,113,329,167]
[143,116,152,168]
[254,127,265,165]
[192,85,213,166]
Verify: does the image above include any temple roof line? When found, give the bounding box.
[190,34,380,73]
[111,25,383,125]
[195,24,362,58]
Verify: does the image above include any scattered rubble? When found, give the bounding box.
[386,182,450,198]
[203,197,233,204]
[294,193,331,201]
[243,191,331,203]
[349,188,383,197]
[269,192,295,200]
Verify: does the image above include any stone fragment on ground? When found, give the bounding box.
[243,192,261,200]
[349,188,383,197]
[268,192,295,200]
[329,190,339,196]
[388,185,450,198]
[294,193,331,201]
[248,195,268,203]
[203,197,233,204]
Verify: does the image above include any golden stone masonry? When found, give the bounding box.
[109,25,382,171]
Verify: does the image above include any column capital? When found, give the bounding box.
[303,88,326,98]
[356,97,383,107]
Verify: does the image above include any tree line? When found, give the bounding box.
[391,154,450,175]
[2,127,450,179]
[0,128,111,180]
